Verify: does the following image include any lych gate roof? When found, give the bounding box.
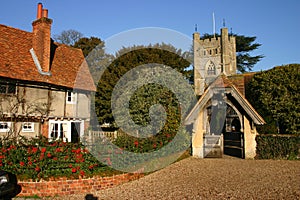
[0,24,96,92]
[185,74,265,125]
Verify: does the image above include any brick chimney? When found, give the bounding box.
[32,3,52,73]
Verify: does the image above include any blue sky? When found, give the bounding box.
[1,0,299,71]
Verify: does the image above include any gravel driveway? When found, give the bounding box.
[15,157,300,199]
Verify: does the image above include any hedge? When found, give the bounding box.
[255,134,300,160]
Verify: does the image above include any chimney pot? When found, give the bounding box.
[37,3,43,19]
[42,9,48,18]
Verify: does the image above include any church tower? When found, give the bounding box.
[193,28,237,95]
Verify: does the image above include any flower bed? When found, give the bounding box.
[18,173,144,197]
[0,136,116,181]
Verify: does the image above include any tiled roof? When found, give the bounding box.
[0,24,96,92]
[209,74,245,96]
[185,74,265,125]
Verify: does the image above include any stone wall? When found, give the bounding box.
[18,173,144,197]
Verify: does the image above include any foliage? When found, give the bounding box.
[201,33,263,72]
[256,134,300,160]
[247,64,300,134]
[73,36,114,84]
[95,44,191,126]
[0,136,118,181]
[73,37,103,57]
[53,29,83,46]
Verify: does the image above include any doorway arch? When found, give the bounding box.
[203,103,244,158]
[223,104,244,158]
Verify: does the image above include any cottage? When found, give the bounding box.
[0,3,96,142]
[185,28,265,159]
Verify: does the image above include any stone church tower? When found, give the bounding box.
[193,28,237,95]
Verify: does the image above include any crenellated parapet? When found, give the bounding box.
[193,28,237,95]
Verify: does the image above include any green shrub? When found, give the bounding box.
[246,64,300,134]
[0,136,118,181]
[256,134,300,160]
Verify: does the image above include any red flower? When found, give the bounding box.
[47,153,52,158]
[153,143,157,148]
[32,147,38,153]
[41,148,46,153]
[35,166,41,172]
[134,140,139,147]
[71,168,77,173]
[55,148,62,153]
[69,164,73,168]
[166,134,171,138]
[8,145,16,151]
[20,161,25,167]
[53,157,58,161]
[51,142,58,146]
[89,165,94,170]
[28,161,32,166]
[76,148,81,154]
[72,148,81,154]
[80,170,85,176]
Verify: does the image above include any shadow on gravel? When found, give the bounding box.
[85,194,98,200]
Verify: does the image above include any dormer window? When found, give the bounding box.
[66,91,76,104]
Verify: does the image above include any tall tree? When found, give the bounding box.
[201,33,264,72]
[73,37,114,83]
[73,37,103,57]
[53,29,83,46]
[95,43,191,126]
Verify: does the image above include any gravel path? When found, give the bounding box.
[15,157,300,200]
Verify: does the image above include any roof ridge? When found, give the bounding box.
[0,24,32,35]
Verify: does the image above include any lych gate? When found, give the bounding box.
[185,27,265,159]
[185,77,265,159]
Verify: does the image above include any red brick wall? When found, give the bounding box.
[18,173,143,197]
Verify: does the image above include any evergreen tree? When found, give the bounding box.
[201,33,264,72]
[95,44,191,126]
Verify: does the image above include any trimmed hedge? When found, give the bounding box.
[256,134,300,160]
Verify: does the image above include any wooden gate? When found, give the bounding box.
[223,132,244,158]
[204,135,223,158]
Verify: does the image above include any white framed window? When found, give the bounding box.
[0,122,11,132]
[66,91,77,104]
[22,122,34,132]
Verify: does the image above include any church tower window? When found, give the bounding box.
[207,61,216,75]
